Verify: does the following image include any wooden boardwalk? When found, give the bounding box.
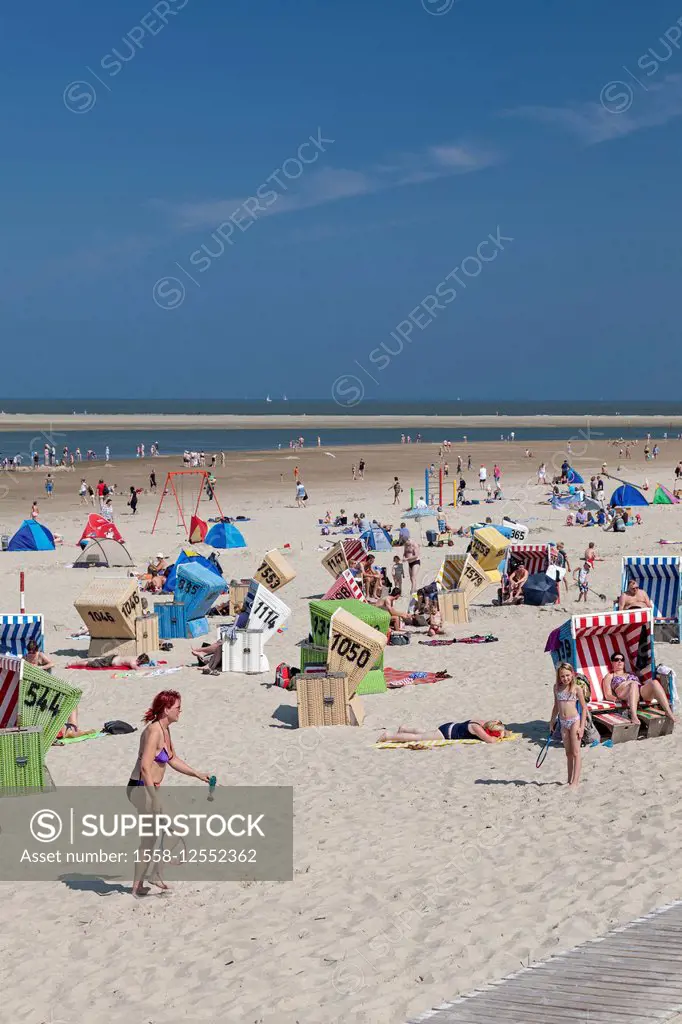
[407,900,682,1024]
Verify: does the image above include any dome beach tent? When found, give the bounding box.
[78,513,124,545]
[205,522,247,549]
[360,526,393,552]
[604,472,649,508]
[74,538,134,568]
[653,484,679,505]
[565,467,584,484]
[7,521,55,551]
[610,483,648,507]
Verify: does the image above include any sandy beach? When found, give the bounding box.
[3,412,682,431]
[1,437,681,1024]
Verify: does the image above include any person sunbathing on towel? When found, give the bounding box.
[601,652,674,723]
[503,564,528,604]
[72,653,151,670]
[378,720,507,743]
[618,578,653,611]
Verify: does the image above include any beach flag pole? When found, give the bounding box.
[409,487,414,510]
[19,571,25,613]
[424,468,429,506]
[439,467,444,508]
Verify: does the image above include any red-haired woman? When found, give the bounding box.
[127,690,209,896]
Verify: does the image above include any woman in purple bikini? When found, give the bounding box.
[127,690,209,896]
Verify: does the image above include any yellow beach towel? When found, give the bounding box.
[375,732,521,750]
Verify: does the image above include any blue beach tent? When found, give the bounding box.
[566,467,584,484]
[610,483,648,507]
[205,522,247,549]
[361,526,393,552]
[7,520,55,552]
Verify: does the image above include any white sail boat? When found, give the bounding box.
[266,395,272,403]
[282,394,288,401]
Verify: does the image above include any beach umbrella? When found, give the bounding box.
[522,573,558,606]
[403,507,437,519]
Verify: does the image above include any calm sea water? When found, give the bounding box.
[0,400,678,461]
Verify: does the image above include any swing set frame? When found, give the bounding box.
[151,470,225,536]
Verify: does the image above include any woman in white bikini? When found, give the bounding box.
[550,663,586,788]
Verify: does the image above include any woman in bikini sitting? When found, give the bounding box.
[378,720,506,743]
[601,652,675,725]
[550,663,586,788]
[127,690,210,897]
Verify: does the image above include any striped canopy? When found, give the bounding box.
[621,556,681,620]
[0,613,44,657]
[505,544,554,576]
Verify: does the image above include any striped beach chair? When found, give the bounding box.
[545,608,671,712]
[621,556,681,641]
[503,544,556,576]
[0,655,21,728]
[0,614,44,657]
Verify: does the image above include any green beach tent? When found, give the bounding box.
[653,484,679,505]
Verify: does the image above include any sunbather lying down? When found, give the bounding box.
[378,720,507,743]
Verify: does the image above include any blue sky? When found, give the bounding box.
[2,0,682,400]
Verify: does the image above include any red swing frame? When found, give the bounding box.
[151,470,225,536]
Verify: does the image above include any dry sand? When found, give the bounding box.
[1,438,681,1024]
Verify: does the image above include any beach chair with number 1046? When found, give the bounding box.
[621,556,682,643]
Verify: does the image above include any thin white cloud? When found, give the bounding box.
[506,73,682,145]
[155,141,501,230]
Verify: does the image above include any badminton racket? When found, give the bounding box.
[536,732,552,768]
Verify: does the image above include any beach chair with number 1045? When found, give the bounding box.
[621,556,682,643]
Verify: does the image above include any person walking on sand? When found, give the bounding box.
[403,537,421,590]
[128,486,138,515]
[79,478,88,505]
[550,663,586,789]
[31,501,39,521]
[295,480,308,507]
[44,473,54,499]
[555,542,570,594]
[358,458,366,480]
[389,476,402,505]
[149,470,157,492]
[127,690,210,896]
[351,463,357,481]
[478,465,487,490]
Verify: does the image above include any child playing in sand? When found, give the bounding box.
[427,598,444,637]
[392,555,404,595]
[573,561,591,603]
[550,663,586,788]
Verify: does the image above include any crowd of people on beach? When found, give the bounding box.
[7,430,681,907]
